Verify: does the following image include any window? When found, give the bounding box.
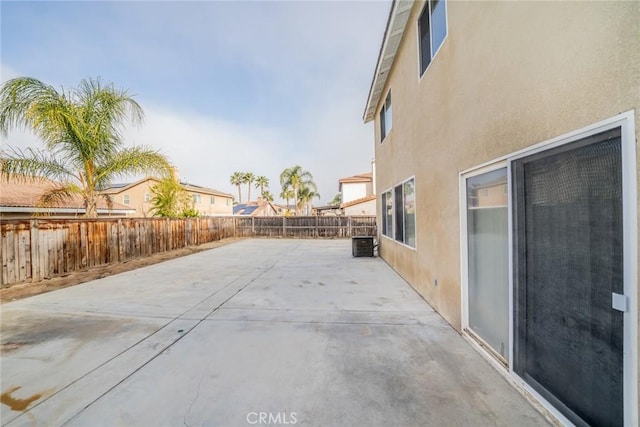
[193,194,201,204]
[123,194,130,205]
[379,92,392,142]
[210,196,215,205]
[419,0,447,76]
[382,190,393,238]
[384,178,416,247]
[402,180,416,247]
[144,193,150,202]
[226,198,231,206]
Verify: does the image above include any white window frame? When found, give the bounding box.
[210,196,215,205]
[458,110,637,426]
[123,194,130,205]
[417,0,449,79]
[459,161,510,371]
[381,176,417,250]
[144,193,150,203]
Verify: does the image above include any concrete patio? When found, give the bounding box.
[1,239,549,426]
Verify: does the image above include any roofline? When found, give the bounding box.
[362,0,414,123]
[0,206,135,214]
[102,177,233,198]
[340,195,377,209]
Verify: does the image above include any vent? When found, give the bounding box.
[352,236,374,257]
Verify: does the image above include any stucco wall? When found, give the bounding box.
[343,199,377,216]
[342,182,370,204]
[374,0,640,332]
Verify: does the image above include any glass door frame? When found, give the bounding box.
[459,110,637,425]
[459,160,512,370]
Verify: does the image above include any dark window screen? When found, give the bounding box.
[513,128,623,426]
[419,3,431,75]
[380,106,386,142]
[394,184,404,243]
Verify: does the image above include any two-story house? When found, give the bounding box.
[101,177,234,217]
[364,1,639,425]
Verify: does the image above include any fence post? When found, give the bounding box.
[30,219,41,282]
[283,216,286,237]
[315,216,319,238]
[252,216,255,236]
[348,217,352,237]
[117,219,124,261]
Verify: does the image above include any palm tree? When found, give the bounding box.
[262,190,274,202]
[230,171,244,203]
[149,175,198,218]
[297,185,320,216]
[254,175,269,197]
[243,172,255,202]
[280,187,294,214]
[329,193,342,206]
[0,77,172,217]
[280,165,315,215]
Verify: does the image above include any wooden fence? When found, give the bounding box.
[1,216,376,286]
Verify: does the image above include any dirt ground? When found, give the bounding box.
[0,237,244,303]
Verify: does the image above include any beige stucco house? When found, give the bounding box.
[364,1,638,425]
[1,176,134,219]
[101,177,233,217]
[338,168,377,216]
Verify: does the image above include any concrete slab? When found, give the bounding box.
[1,239,550,426]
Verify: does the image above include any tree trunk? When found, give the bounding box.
[85,194,98,218]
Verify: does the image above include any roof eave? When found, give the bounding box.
[362,0,414,123]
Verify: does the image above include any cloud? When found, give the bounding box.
[0,0,390,203]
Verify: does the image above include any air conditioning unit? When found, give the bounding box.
[352,236,374,257]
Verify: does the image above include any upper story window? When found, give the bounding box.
[380,91,392,142]
[193,194,201,204]
[123,194,130,205]
[419,0,447,76]
[210,196,215,205]
[144,193,151,203]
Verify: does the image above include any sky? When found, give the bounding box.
[0,0,390,204]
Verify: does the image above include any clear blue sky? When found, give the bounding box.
[1,0,390,203]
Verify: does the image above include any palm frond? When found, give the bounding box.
[0,147,75,183]
[95,145,172,184]
[39,183,83,208]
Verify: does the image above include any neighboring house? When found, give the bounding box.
[339,172,373,204]
[101,177,233,217]
[341,195,376,216]
[364,1,638,426]
[338,167,377,216]
[233,198,278,216]
[0,176,134,219]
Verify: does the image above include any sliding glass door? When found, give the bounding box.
[512,128,624,426]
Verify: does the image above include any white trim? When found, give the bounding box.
[621,111,638,426]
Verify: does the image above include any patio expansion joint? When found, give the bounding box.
[55,256,284,427]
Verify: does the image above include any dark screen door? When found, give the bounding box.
[512,128,623,426]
